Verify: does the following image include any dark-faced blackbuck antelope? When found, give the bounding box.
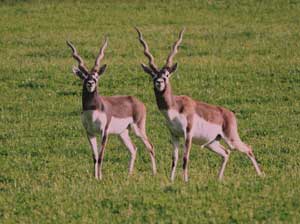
[66,38,156,180]
[135,28,263,182]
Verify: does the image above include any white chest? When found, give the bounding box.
[81,110,107,135]
[162,109,187,136]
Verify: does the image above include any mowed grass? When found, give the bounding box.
[1,0,300,223]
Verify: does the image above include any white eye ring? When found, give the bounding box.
[164,71,170,78]
[93,73,99,79]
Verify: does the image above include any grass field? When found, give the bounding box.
[1,0,300,223]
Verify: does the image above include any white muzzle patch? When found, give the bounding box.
[86,80,96,92]
[155,78,166,91]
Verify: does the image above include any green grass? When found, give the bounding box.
[1,0,300,223]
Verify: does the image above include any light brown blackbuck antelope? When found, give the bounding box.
[67,37,156,180]
[135,28,263,182]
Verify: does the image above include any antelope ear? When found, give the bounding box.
[141,64,156,78]
[72,66,87,80]
[98,64,107,76]
[167,63,178,74]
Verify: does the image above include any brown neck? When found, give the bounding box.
[82,87,102,111]
[154,83,176,110]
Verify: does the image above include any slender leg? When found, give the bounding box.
[230,140,263,176]
[98,130,109,180]
[170,135,180,182]
[183,133,192,182]
[119,129,137,175]
[247,150,263,176]
[87,134,99,179]
[140,135,156,175]
[132,123,157,175]
[206,142,230,180]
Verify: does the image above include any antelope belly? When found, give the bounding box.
[108,117,133,134]
[192,115,222,143]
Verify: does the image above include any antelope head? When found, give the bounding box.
[135,27,184,92]
[66,38,108,93]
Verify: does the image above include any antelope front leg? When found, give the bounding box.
[119,130,137,175]
[183,132,192,182]
[87,134,99,179]
[98,130,109,180]
[170,135,180,182]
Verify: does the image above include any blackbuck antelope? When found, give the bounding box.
[135,28,263,182]
[66,37,156,180]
